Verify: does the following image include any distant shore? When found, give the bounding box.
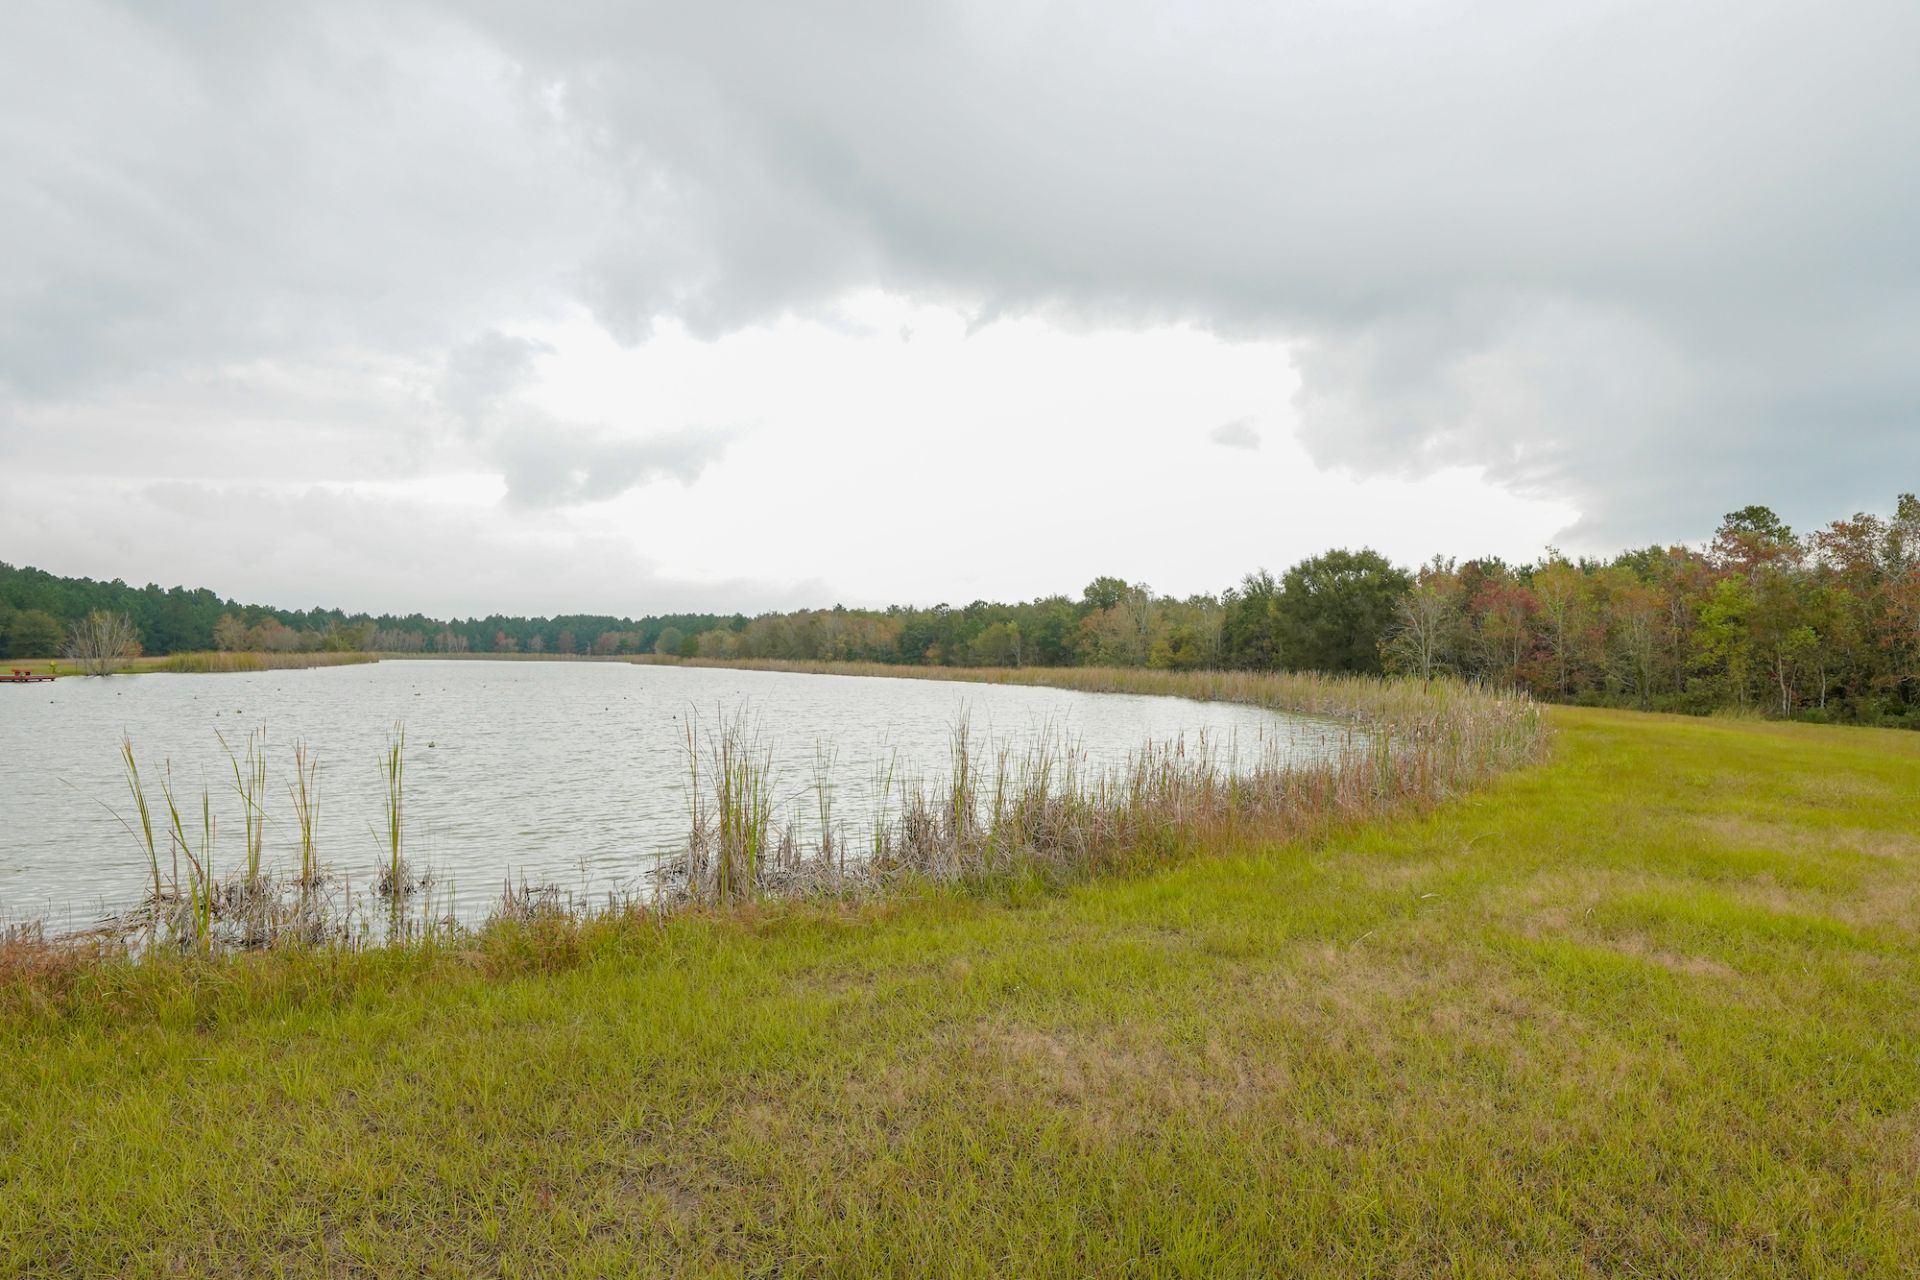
[2,651,379,678]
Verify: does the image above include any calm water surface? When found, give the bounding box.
[0,661,1347,929]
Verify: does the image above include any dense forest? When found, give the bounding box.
[6,492,1920,724]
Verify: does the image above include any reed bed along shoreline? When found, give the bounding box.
[632,656,1524,724]
[3,666,1545,994]
[659,667,1544,909]
[152,650,380,674]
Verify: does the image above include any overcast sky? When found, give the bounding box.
[3,1,1915,617]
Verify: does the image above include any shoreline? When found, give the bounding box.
[2,665,1543,958]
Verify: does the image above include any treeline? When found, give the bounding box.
[1389,498,1920,724]
[0,564,739,664]
[651,496,1920,727]
[6,492,1920,724]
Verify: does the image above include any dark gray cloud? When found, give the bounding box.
[4,0,1917,566]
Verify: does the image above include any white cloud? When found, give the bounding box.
[1210,419,1261,451]
[438,330,732,506]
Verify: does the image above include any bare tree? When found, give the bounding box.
[1604,576,1662,709]
[1383,582,1459,681]
[65,610,141,675]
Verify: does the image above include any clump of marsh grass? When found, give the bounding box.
[374,724,413,901]
[98,731,401,953]
[388,874,457,947]
[677,706,778,903]
[492,878,574,925]
[98,741,198,948]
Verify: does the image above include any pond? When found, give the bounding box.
[0,660,1351,931]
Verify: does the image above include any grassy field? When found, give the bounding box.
[5,706,1919,1276]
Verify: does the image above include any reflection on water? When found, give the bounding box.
[0,660,1347,929]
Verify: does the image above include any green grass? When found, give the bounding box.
[6,707,1920,1276]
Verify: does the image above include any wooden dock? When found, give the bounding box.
[2,668,57,683]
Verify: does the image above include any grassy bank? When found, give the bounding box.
[5,706,1919,1275]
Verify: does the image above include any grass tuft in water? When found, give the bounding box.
[680,707,777,903]
[119,735,162,903]
[289,740,321,888]
[218,726,270,887]
[375,723,408,902]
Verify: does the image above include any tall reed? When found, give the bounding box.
[157,765,216,950]
[289,741,320,887]
[119,735,161,902]
[377,724,406,900]
[812,744,840,874]
[219,727,269,885]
